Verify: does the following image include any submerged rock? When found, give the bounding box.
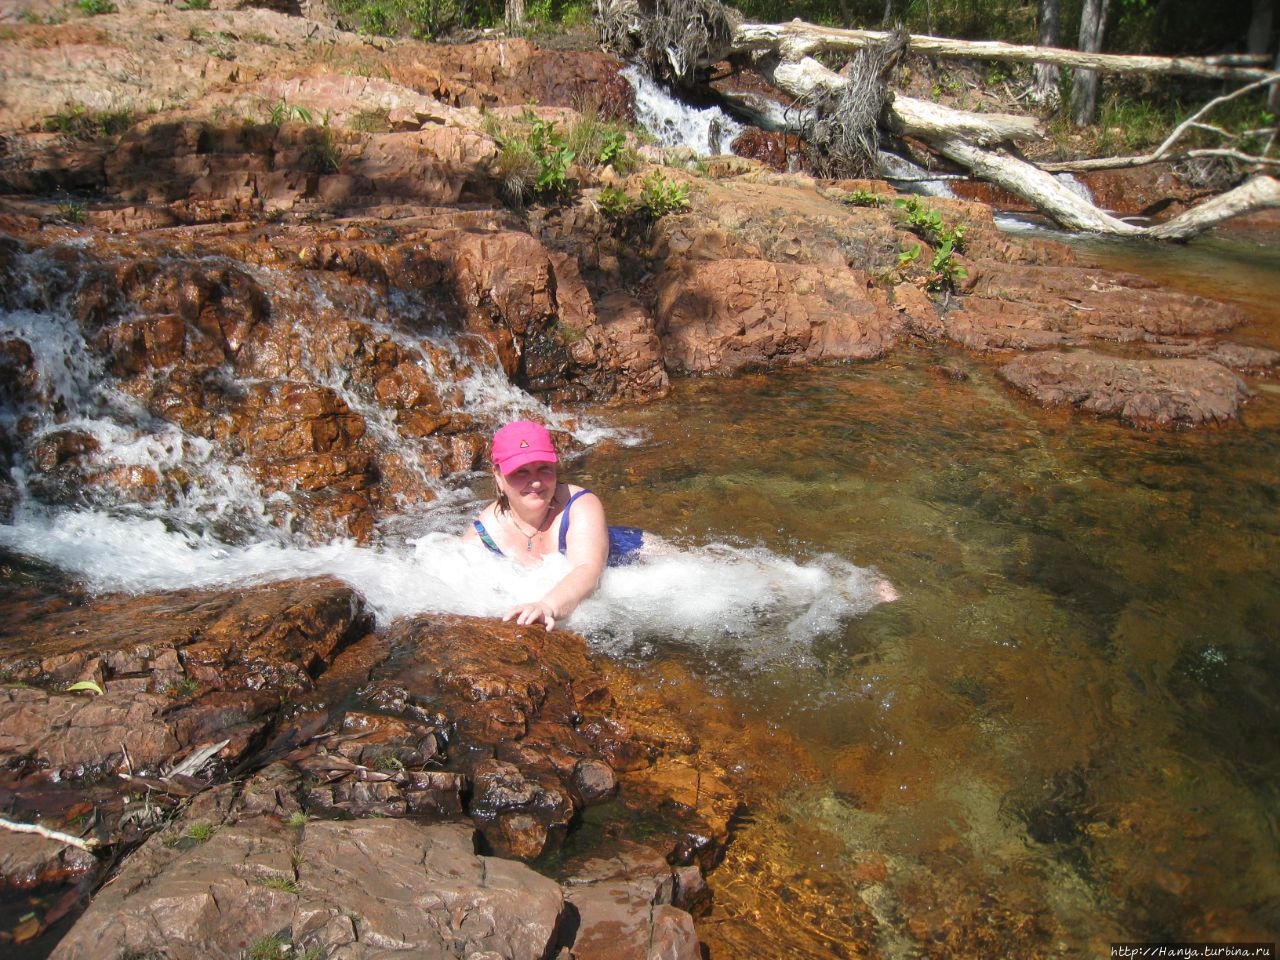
[998,351,1252,427]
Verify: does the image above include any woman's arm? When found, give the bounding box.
[504,490,609,630]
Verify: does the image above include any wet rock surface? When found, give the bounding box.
[0,575,730,957]
[1,3,1277,957]
[999,351,1252,427]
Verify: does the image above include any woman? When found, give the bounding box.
[464,421,640,629]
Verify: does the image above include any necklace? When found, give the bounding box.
[504,496,556,552]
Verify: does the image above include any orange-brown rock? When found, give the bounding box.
[999,351,1252,427]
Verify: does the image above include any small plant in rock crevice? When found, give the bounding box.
[267,98,314,128]
[637,169,690,219]
[841,187,884,207]
[893,196,969,295]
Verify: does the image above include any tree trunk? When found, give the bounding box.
[506,0,525,34]
[1247,0,1275,54]
[1147,175,1280,240]
[1072,0,1111,125]
[1031,0,1062,107]
[1273,46,1280,114]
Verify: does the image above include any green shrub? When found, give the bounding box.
[329,0,462,40]
[596,185,634,219]
[638,170,689,219]
[76,0,117,14]
[529,118,575,195]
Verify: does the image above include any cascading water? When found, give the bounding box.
[0,237,895,660]
[622,66,746,155]
[622,66,966,197]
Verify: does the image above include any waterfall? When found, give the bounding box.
[0,237,894,661]
[622,66,745,155]
[877,151,958,198]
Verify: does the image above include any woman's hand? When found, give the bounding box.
[504,600,559,630]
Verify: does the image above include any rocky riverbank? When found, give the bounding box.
[1,1,1277,957]
[0,572,735,957]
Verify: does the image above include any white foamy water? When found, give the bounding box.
[623,66,745,155]
[877,151,958,198]
[0,241,894,666]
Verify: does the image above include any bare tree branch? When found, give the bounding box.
[1039,74,1280,173]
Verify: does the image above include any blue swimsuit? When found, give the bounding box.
[473,489,644,567]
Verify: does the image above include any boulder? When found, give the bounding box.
[48,815,566,960]
[999,351,1251,427]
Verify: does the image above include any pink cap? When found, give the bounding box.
[491,421,558,475]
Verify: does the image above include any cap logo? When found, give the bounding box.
[519,440,529,448]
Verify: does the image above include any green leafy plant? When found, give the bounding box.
[529,118,575,195]
[76,0,117,14]
[592,128,631,169]
[178,0,212,8]
[926,236,968,293]
[842,188,883,207]
[66,679,103,695]
[286,810,310,828]
[637,170,689,218]
[893,196,968,294]
[268,98,313,128]
[596,185,634,219]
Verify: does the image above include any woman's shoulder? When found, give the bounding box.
[462,500,498,537]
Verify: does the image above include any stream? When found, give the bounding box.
[1,196,1277,957]
[565,230,1280,955]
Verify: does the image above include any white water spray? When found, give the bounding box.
[0,241,894,666]
[622,66,745,155]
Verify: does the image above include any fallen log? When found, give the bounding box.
[599,4,1280,237]
[733,21,1278,83]
[745,36,1279,238]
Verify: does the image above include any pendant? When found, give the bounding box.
[526,537,533,551]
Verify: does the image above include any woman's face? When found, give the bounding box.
[498,460,557,507]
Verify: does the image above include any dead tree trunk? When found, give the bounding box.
[730,22,1277,82]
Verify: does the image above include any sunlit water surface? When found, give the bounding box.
[2,223,1278,957]
[568,232,1280,956]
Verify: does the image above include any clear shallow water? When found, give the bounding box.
[569,235,1280,955]
[2,221,1278,956]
